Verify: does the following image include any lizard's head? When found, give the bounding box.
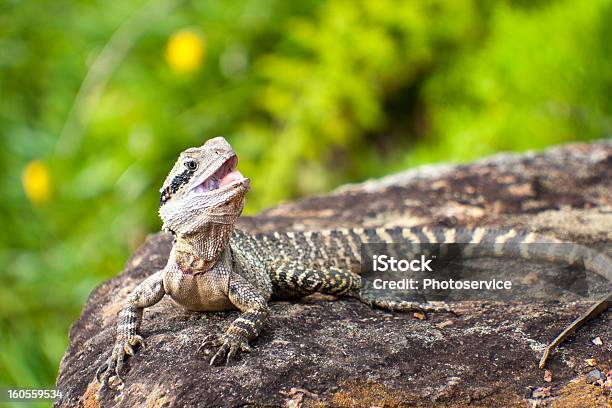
[158,137,250,233]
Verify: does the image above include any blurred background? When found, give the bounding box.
[0,0,611,397]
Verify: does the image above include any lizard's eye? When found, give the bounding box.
[215,149,224,155]
[185,160,198,171]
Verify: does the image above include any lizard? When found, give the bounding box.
[96,136,611,386]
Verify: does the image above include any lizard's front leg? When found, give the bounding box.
[199,273,269,365]
[96,270,165,386]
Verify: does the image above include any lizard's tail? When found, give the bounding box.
[455,231,612,282]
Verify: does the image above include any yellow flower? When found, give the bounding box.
[22,160,52,204]
[165,29,206,74]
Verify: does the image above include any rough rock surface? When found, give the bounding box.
[55,142,611,407]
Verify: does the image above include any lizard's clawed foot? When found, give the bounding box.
[96,335,145,387]
[198,332,251,366]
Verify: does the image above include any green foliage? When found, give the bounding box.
[0,0,609,395]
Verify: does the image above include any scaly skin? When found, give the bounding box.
[96,137,611,387]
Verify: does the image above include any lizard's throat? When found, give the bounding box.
[158,182,246,274]
[173,222,235,273]
[159,191,245,273]
[159,192,245,236]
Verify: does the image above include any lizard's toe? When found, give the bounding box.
[129,335,145,349]
[198,333,224,354]
[97,337,143,387]
[108,375,125,389]
[210,342,230,366]
[204,333,250,366]
[226,343,237,363]
[123,343,135,356]
[95,362,109,383]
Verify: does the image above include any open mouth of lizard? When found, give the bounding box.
[190,155,247,194]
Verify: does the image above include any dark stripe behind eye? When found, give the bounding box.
[160,169,195,206]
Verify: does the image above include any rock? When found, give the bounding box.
[544,370,553,383]
[54,142,612,407]
[585,369,604,384]
[436,319,454,329]
[531,386,551,399]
